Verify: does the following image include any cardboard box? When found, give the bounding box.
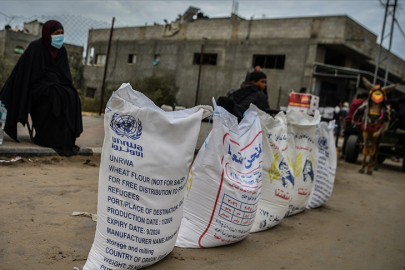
[287,92,319,115]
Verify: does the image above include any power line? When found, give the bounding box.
[374,0,398,85]
[395,19,405,39]
[0,11,11,19]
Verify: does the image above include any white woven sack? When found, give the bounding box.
[307,120,337,209]
[175,98,263,248]
[250,107,291,232]
[84,83,212,270]
[285,109,320,216]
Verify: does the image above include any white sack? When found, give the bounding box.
[84,83,212,270]
[250,107,291,232]
[285,109,320,216]
[175,99,263,248]
[307,121,337,209]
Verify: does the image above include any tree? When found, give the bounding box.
[131,75,178,108]
[68,55,84,93]
[80,75,179,113]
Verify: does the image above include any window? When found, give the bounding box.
[319,81,338,107]
[95,54,106,65]
[324,49,344,67]
[252,54,285,69]
[87,47,94,65]
[86,87,96,98]
[14,46,24,55]
[193,53,217,65]
[153,54,160,65]
[128,54,137,64]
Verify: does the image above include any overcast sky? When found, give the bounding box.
[1,0,405,60]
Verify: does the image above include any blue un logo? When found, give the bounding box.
[110,113,142,140]
[318,136,328,150]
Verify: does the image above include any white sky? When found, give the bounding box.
[1,0,405,60]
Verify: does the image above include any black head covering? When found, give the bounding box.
[42,20,63,61]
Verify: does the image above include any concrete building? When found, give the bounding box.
[83,7,405,108]
[0,20,83,71]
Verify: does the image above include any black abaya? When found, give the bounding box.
[0,38,83,156]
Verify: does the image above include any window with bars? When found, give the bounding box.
[252,54,285,69]
[95,54,106,65]
[193,53,218,65]
[128,54,137,64]
[86,87,96,98]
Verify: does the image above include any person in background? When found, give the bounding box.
[341,92,368,157]
[245,66,268,97]
[0,20,83,156]
[339,101,349,136]
[245,65,262,80]
[345,92,369,125]
[228,71,271,122]
[387,97,405,130]
[333,102,343,138]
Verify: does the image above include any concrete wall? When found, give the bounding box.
[64,43,83,57]
[84,37,317,108]
[0,31,5,58]
[343,16,376,56]
[386,52,405,80]
[23,20,42,36]
[84,15,405,108]
[0,29,83,65]
[0,30,37,64]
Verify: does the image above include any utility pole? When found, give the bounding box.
[99,17,115,115]
[383,0,397,85]
[195,44,204,106]
[373,0,398,86]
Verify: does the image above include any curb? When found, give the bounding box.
[0,147,99,157]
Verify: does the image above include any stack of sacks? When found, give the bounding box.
[176,98,263,248]
[250,105,291,232]
[307,120,337,209]
[285,109,320,216]
[84,83,212,270]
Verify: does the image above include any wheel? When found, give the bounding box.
[341,135,349,157]
[345,135,359,163]
[377,155,386,164]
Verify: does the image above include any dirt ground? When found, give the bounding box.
[0,155,404,270]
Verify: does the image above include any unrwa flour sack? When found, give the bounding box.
[84,83,212,270]
[307,120,337,209]
[175,98,263,248]
[250,106,291,232]
[285,109,320,216]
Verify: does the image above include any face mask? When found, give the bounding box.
[51,34,64,49]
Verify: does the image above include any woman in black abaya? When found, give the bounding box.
[0,20,83,156]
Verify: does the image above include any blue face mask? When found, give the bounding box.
[51,34,64,49]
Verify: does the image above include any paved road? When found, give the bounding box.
[0,155,404,270]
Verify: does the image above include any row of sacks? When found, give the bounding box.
[83,83,337,270]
